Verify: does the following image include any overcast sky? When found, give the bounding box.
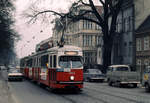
[15,0,100,58]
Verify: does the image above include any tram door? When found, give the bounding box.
[49,55,57,87]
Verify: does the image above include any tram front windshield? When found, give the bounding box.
[59,56,83,68]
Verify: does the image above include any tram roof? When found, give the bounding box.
[21,45,82,60]
[27,45,82,57]
[48,45,82,52]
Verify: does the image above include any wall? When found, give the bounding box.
[135,0,150,29]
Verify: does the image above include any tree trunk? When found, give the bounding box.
[102,38,113,73]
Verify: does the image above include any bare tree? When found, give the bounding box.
[0,0,19,65]
[25,0,123,72]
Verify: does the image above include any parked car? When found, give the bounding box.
[0,65,6,70]
[107,65,140,87]
[8,69,23,81]
[142,66,150,92]
[84,69,106,82]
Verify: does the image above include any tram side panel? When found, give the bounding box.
[39,68,50,86]
[33,67,39,81]
[24,68,29,78]
[49,69,57,88]
[33,68,39,81]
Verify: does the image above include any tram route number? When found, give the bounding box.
[64,68,71,72]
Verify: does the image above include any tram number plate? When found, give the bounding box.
[64,68,70,72]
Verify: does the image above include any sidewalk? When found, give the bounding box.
[0,71,14,103]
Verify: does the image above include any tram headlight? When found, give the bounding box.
[70,76,75,81]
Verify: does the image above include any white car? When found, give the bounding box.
[8,69,23,81]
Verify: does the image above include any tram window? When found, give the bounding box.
[50,56,52,68]
[36,58,38,67]
[27,59,32,67]
[41,55,48,67]
[34,58,36,66]
[53,55,57,68]
[35,57,37,67]
[59,56,83,68]
[33,58,35,67]
[34,58,36,67]
[38,58,40,67]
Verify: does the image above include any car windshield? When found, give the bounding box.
[87,69,102,74]
[116,67,129,71]
[10,70,20,73]
[59,56,83,68]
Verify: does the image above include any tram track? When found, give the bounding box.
[84,87,147,103]
[81,92,109,103]
[58,95,77,103]
[86,83,150,100]
[54,91,109,103]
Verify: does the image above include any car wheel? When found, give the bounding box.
[87,78,90,82]
[133,84,137,88]
[108,80,113,86]
[8,78,11,81]
[145,83,150,92]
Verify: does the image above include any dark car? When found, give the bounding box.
[84,69,106,82]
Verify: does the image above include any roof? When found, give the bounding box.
[136,15,150,34]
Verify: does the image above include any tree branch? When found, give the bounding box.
[109,0,123,37]
[67,14,102,27]
[25,10,65,23]
[89,0,104,28]
[99,0,104,5]
[79,0,90,6]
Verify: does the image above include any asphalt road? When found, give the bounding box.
[8,80,150,103]
[0,70,14,103]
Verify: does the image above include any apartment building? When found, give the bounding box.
[136,16,150,68]
[111,0,135,65]
[52,5,103,67]
[135,0,150,69]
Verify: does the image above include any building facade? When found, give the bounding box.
[136,16,150,69]
[111,0,135,65]
[53,5,103,67]
[135,0,150,70]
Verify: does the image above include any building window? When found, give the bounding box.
[136,59,142,66]
[91,22,93,29]
[144,59,149,66]
[83,20,85,30]
[116,19,122,33]
[144,36,149,50]
[95,24,100,30]
[128,42,132,56]
[88,35,93,46]
[83,35,86,46]
[136,38,142,51]
[86,35,89,46]
[95,36,101,46]
[129,16,133,32]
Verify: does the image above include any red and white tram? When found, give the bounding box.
[20,45,84,90]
